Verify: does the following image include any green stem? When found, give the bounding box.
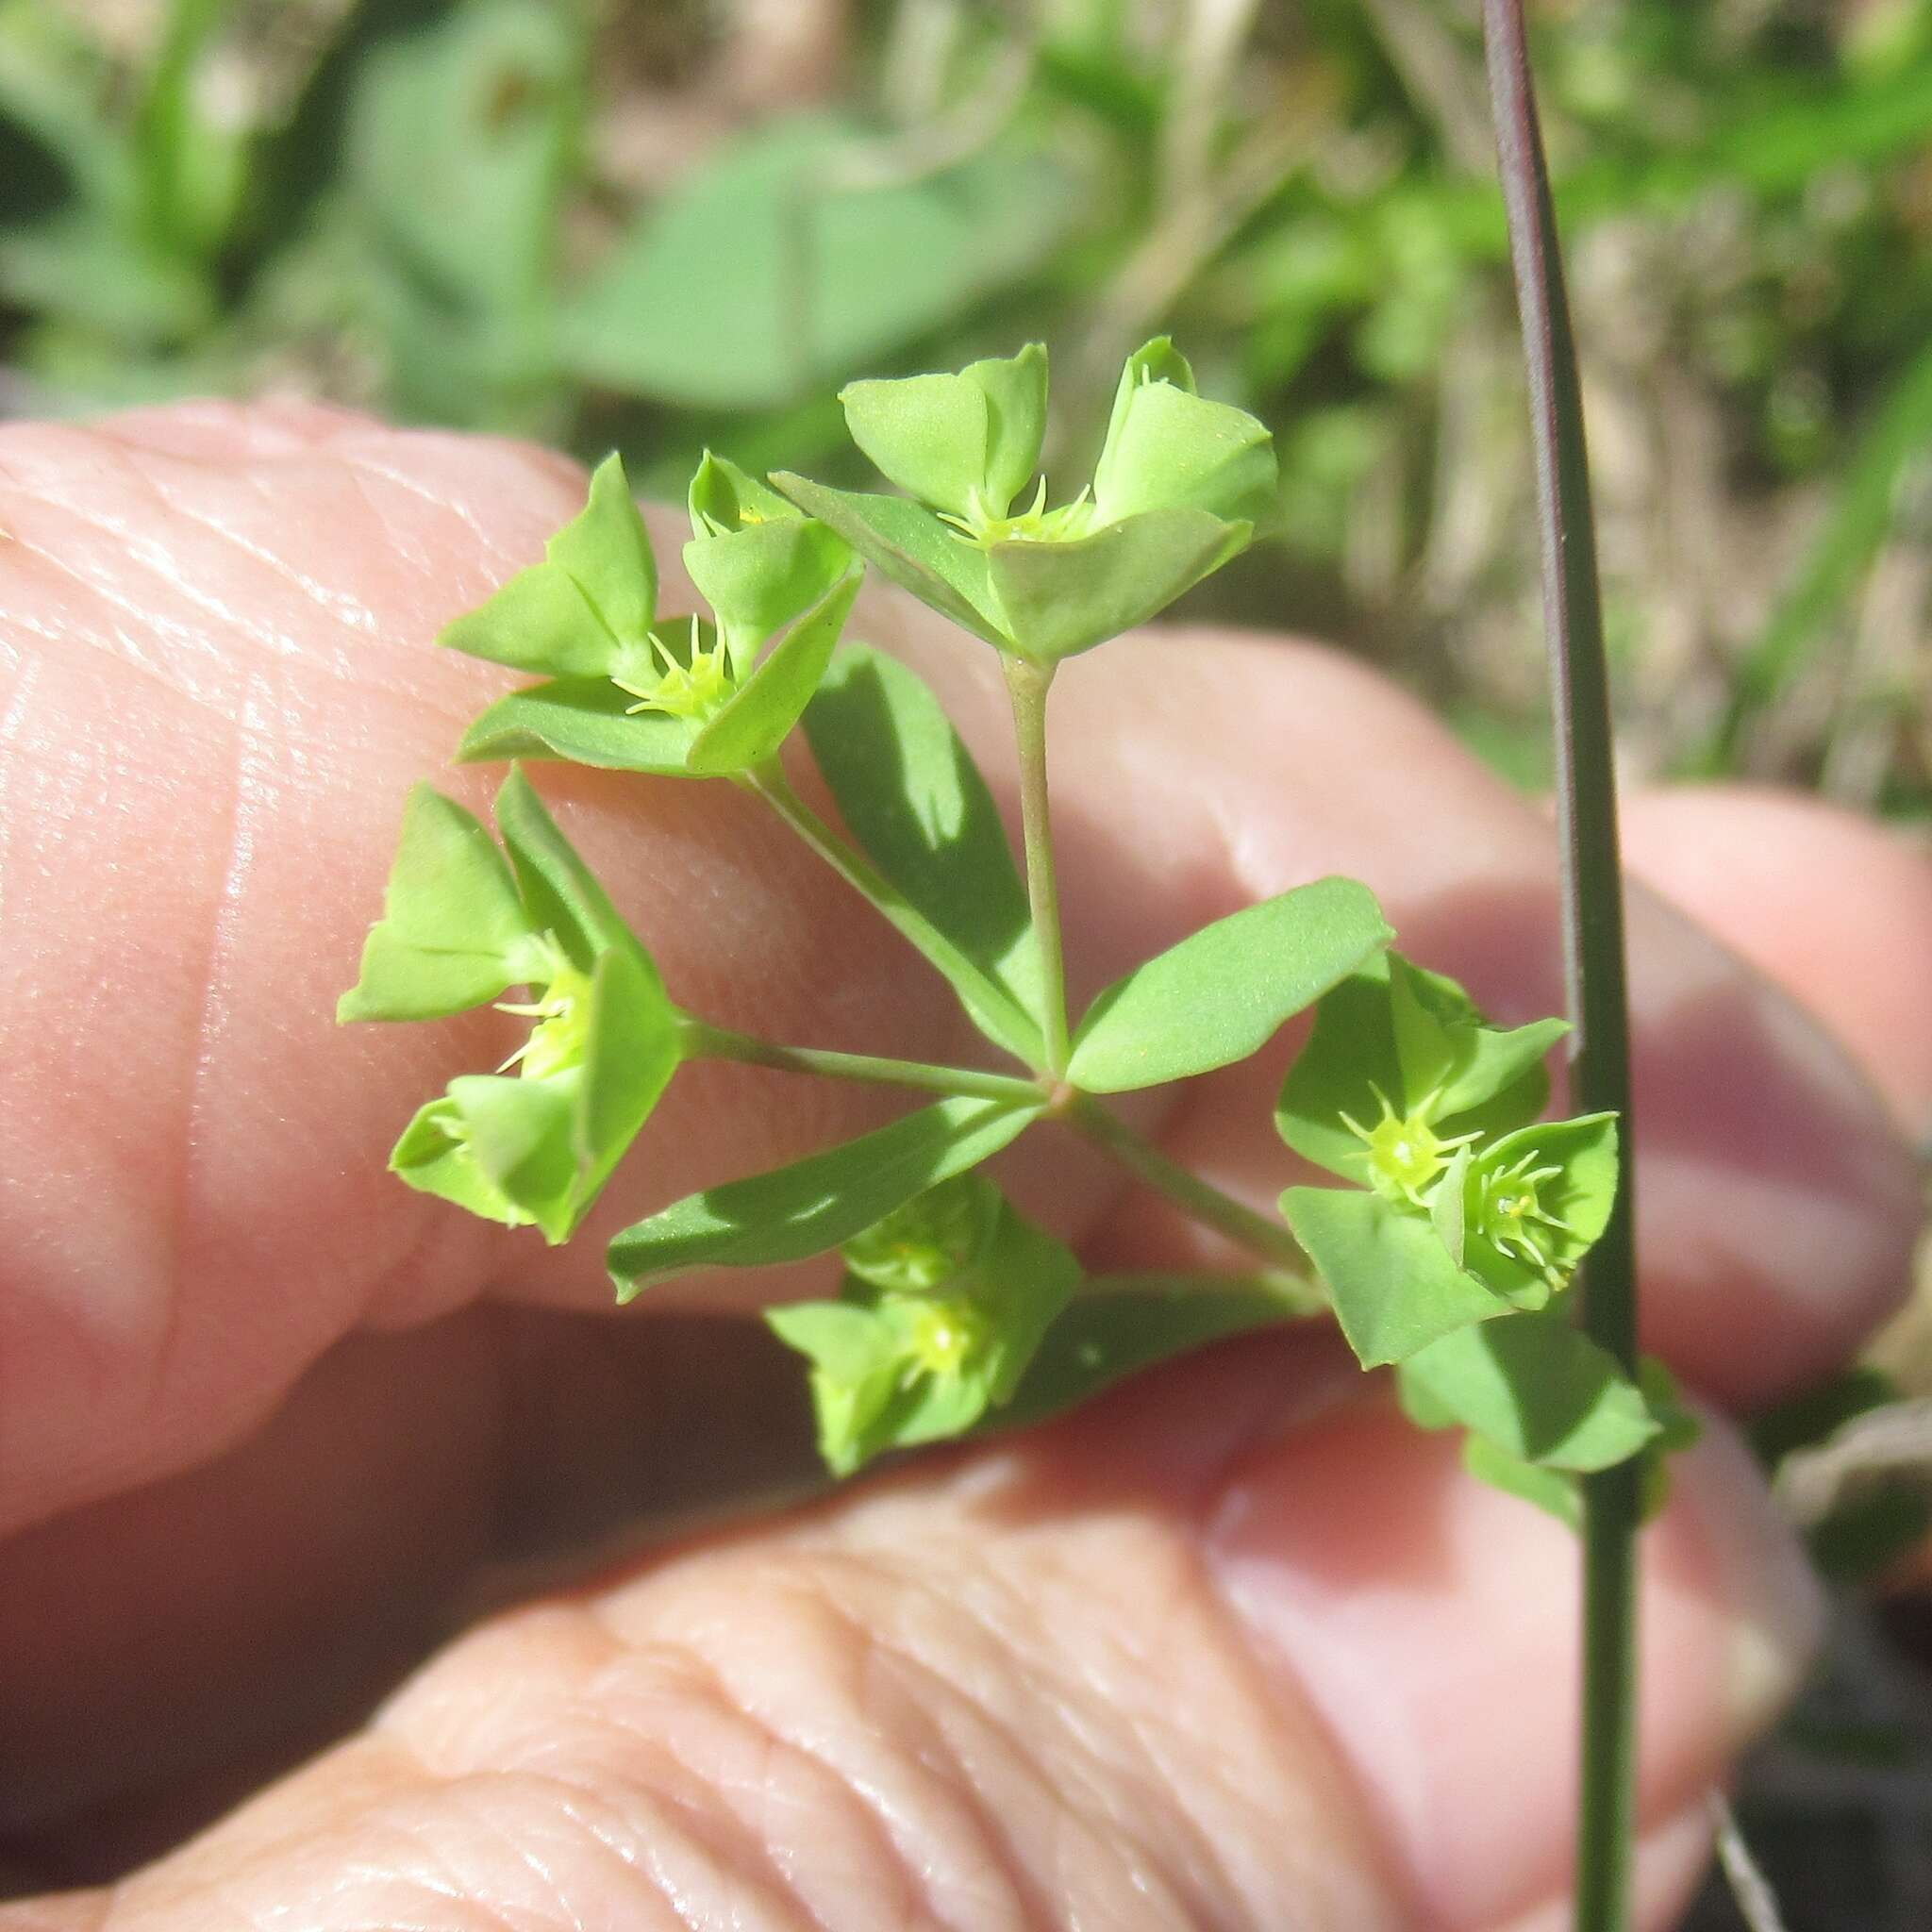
[682,1020,1044,1106]
[1067,1093,1311,1276]
[1003,656,1072,1078]
[745,763,1044,1069]
[1482,7,1641,1929]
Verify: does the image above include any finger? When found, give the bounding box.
[0,1338,1820,1932]
[1622,782,1932,1134]
[2,406,1917,1553]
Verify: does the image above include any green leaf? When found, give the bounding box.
[557,113,1069,410]
[687,569,859,776]
[609,1095,1042,1297]
[1067,878,1391,1092]
[457,677,702,774]
[684,517,852,663]
[1276,953,1563,1183]
[1092,369,1277,528]
[985,507,1249,663]
[689,451,795,533]
[439,561,617,679]
[437,1070,582,1243]
[339,785,541,1022]
[390,1093,531,1230]
[1280,1186,1507,1367]
[771,473,1008,646]
[839,344,1047,520]
[994,1275,1313,1434]
[492,765,639,971]
[1397,1312,1659,1472]
[763,1302,905,1477]
[547,454,657,646]
[802,644,1042,1058]
[577,942,681,1207]
[1463,1437,1581,1528]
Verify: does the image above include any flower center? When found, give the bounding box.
[904,1298,987,1379]
[614,618,736,723]
[1474,1153,1574,1280]
[1341,1087,1476,1208]
[938,479,1095,548]
[495,942,595,1081]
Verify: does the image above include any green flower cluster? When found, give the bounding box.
[1277,952,1690,1516]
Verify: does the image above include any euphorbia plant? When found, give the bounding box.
[340,336,1688,1529]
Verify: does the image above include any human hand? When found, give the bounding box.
[1,402,1924,1930]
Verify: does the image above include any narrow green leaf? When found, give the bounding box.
[802,643,1042,1049]
[439,562,617,679]
[339,785,540,1022]
[457,677,702,774]
[1068,878,1391,1092]
[687,569,860,775]
[547,453,657,646]
[993,1276,1312,1434]
[1280,1185,1507,1367]
[609,1096,1042,1296]
[985,506,1248,663]
[492,766,639,971]
[772,474,1008,646]
[1398,1312,1659,1471]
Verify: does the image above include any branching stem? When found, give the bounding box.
[682,1021,1042,1105]
[1067,1094,1311,1275]
[1004,656,1073,1077]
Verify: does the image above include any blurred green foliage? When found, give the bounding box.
[2,0,1926,810]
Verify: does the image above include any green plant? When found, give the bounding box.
[338,334,1690,1583]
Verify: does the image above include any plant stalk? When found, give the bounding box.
[1067,1094,1311,1275]
[1481,6,1641,1929]
[746,762,1044,1068]
[1003,656,1073,1078]
[681,1021,1044,1106]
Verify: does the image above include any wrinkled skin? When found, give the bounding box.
[0,401,1927,1931]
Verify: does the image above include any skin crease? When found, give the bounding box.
[0,402,1924,1931]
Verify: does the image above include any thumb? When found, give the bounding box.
[4,1337,1819,1932]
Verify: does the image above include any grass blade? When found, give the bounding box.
[1479,7,1641,1929]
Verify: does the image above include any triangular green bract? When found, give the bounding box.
[1067,877,1391,1091]
[390,1093,531,1229]
[339,785,543,1022]
[457,676,703,774]
[771,473,1009,646]
[686,569,860,776]
[1457,1112,1620,1304]
[1280,1185,1508,1367]
[545,453,658,647]
[438,561,617,679]
[684,517,852,669]
[438,1071,583,1243]
[1091,373,1276,528]
[492,765,642,972]
[1276,951,1565,1181]
[576,943,681,1203]
[802,643,1043,1063]
[1397,1312,1659,1472]
[985,506,1248,662]
[609,1094,1043,1296]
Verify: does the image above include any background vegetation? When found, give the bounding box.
[3,2,1927,1924]
[3,0,1928,816]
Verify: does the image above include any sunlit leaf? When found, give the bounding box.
[1067,878,1391,1091]
[456,676,702,774]
[610,1095,1042,1297]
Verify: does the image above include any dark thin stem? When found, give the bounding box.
[1003,656,1073,1078]
[1481,7,1641,1930]
[1066,1094,1311,1275]
[681,1021,1044,1106]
